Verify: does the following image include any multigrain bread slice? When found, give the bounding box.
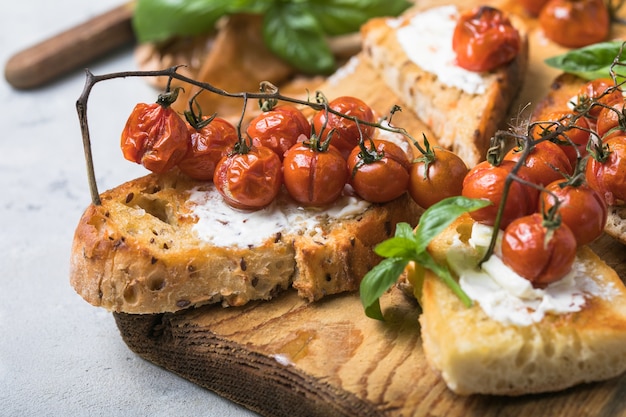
[530,72,626,244]
[70,168,422,314]
[416,214,626,396]
[360,4,528,167]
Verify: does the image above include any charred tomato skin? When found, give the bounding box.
[347,139,411,203]
[452,6,521,72]
[246,105,311,160]
[178,117,238,181]
[408,148,468,209]
[283,142,349,206]
[121,102,190,174]
[312,96,376,159]
[586,135,626,206]
[213,145,283,210]
[540,180,608,246]
[461,160,538,229]
[501,213,577,288]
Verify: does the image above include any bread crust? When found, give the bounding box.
[418,214,626,396]
[360,5,528,167]
[70,169,422,314]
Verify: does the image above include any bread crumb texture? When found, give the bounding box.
[70,170,422,313]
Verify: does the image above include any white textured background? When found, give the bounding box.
[0,1,257,416]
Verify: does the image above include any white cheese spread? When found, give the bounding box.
[187,186,371,248]
[448,222,618,326]
[394,5,490,95]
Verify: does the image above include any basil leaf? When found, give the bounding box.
[360,257,409,320]
[262,3,335,74]
[306,0,412,36]
[393,222,415,239]
[544,41,626,81]
[415,251,472,308]
[414,196,490,253]
[133,0,267,42]
[374,236,417,258]
[373,222,417,257]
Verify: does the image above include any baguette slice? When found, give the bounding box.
[531,72,626,244]
[417,214,626,396]
[360,4,528,167]
[70,169,422,314]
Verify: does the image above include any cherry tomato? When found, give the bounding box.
[539,0,609,48]
[347,139,411,203]
[246,105,311,160]
[501,213,577,288]
[531,111,591,166]
[586,135,626,205]
[504,140,573,186]
[408,148,468,209]
[519,0,549,16]
[452,6,521,72]
[283,140,349,206]
[120,91,189,174]
[312,96,376,159]
[177,117,238,181]
[540,179,608,246]
[576,78,623,121]
[596,98,626,140]
[461,160,538,229]
[213,145,283,210]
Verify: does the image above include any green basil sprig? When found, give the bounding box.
[544,41,626,81]
[132,0,412,75]
[360,196,489,321]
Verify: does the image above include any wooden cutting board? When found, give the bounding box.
[114,235,626,417]
[109,1,626,416]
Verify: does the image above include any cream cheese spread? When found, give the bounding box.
[187,186,371,248]
[447,222,618,326]
[394,5,491,95]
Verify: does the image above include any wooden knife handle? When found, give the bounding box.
[4,2,135,89]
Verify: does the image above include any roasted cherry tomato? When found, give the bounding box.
[504,140,573,186]
[519,0,549,16]
[312,96,376,159]
[246,105,311,160]
[586,135,626,205]
[461,160,538,229]
[531,111,591,167]
[178,116,238,181]
[408,147,468,209]
[539,0,609,48]
[452,6,521,72]
[283,139,349,206]
[576,78,623,121]
[347,139,411,203]
[501,213,577,288]
[596,98,626,140]
[121,90,189,174]
[214,145,283,210]
[540,179,608,246]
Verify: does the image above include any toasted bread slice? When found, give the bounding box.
[360,4,528,167]
[416,214,626,396]
[70,169,422,314]
[530,72,626,244]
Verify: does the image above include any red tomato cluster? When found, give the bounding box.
[461,153,587,288]
[571,79,626,207]
[460,76,626,287]
[119,94,475,212]
[119,88,617,289]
